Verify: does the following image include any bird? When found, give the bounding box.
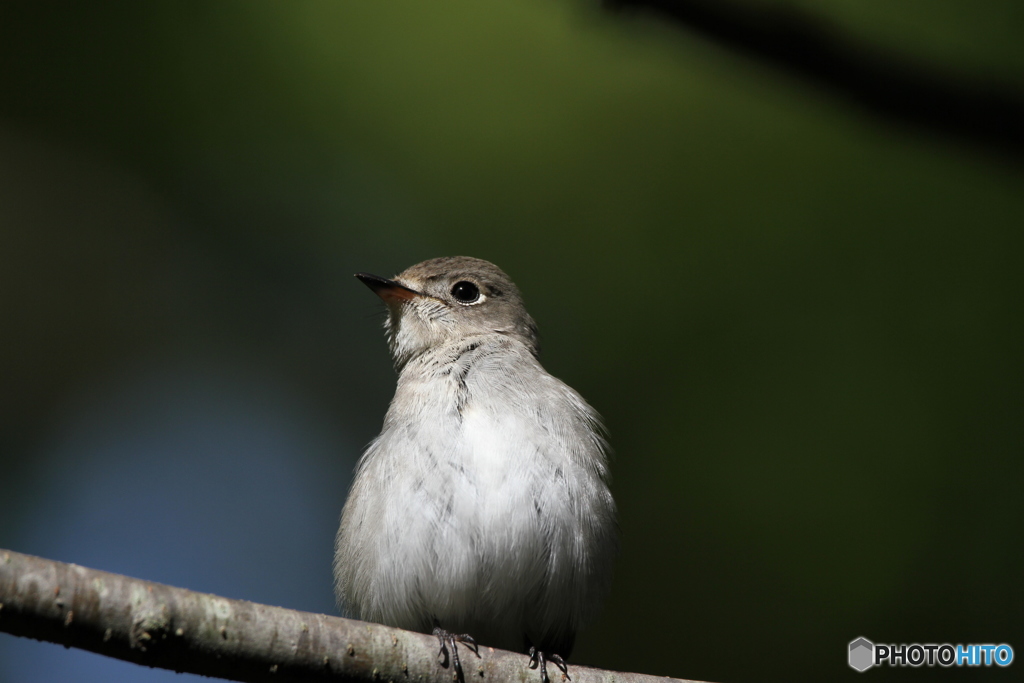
[334,256,617,682]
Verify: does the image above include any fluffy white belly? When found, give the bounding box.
[370,406,560,649]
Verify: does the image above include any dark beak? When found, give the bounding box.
[355,272,423,303]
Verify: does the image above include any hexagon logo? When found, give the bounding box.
[849,637,874,672]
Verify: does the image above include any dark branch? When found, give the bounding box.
[605,0,1024,163]
[0,548,706,683]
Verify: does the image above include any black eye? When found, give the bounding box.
[451,281,481,304]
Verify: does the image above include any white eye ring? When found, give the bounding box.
[450,280,484,305]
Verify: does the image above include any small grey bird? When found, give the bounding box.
[334,256,617,682]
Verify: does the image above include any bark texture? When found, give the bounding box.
[0,549,702,683]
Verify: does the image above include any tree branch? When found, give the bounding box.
[605,0,1024,164]
[0,549,703,683]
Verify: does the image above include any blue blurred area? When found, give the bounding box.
[0,357,356,682]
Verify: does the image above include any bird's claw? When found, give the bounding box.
[432,619,479,681]
[528,647,570,683]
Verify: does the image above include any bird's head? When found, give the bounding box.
[356,256,539,370]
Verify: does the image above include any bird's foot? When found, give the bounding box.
[432,619,480,682]
[528,647,570,683]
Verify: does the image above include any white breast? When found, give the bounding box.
[335,338,616,654]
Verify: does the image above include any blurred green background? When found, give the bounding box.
[1,1,1022,682]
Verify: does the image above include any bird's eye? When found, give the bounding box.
[450,281,481,304]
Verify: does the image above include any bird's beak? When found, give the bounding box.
[355,272,424,303]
